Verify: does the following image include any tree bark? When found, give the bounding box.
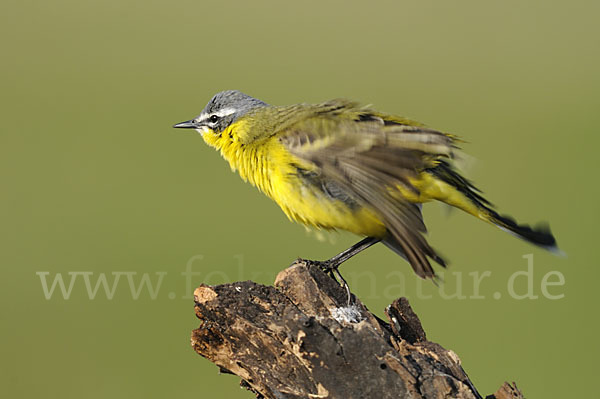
[191,260,522,399]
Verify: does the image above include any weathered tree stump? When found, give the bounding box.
[191,261,522,399]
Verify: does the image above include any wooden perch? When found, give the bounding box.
[191,261,522,399]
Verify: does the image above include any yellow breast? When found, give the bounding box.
[209,122,386,237]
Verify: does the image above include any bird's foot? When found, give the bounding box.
[297,258,332,272]
[296,258,352,305]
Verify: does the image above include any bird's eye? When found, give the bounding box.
[209,115,219,123]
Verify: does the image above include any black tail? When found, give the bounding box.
[486,209,560,253]
[428,160,561,254]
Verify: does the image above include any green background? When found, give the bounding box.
[1,0,598,397]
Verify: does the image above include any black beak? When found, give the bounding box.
[173,120,197,129]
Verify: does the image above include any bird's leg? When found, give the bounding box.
[324,236,381,269]
[300,237,381,305]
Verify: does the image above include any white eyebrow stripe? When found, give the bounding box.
[195,107,237,124]
[214,107,237,118]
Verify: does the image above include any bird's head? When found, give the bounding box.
[174,90,268,147]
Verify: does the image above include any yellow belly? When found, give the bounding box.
[267,146,385,236]
[271,171,387,237]
[217,134,387,237]
[215,129,477,238]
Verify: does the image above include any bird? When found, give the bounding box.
[174,90,558,280]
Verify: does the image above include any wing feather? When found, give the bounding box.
[280,106,455,278]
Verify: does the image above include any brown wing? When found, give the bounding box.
[280,109,456,278]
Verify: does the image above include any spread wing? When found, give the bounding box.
[279,103,457,278]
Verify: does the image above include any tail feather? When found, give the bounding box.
[486,210,559,252]
[427,160,560,253]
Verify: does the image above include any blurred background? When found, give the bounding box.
[1,0,598,397]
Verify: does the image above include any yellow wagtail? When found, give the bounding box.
[174,90,558,279]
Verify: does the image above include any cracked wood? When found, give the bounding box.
[191,261,522,399]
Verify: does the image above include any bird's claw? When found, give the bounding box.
[297,258,352,305]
